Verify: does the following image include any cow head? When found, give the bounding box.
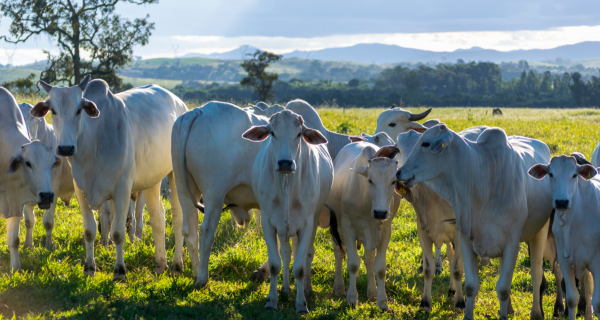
[6,141,61,209]
[352,147,400,220]
[349,132,394,147]
[374,107,431,142]
[18,103,44,140]
[243,110,327,174]
[528,155,597,211]
[396,124,454,188]
[30,75,100,156]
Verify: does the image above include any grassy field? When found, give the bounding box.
[1,105,600,319]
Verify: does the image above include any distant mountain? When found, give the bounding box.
[181,42,600,65]
[179,45,261,60]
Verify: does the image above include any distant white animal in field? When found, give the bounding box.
[243,110,333,314]
[397,124,554,320]
[326,141,401,310]
[31,76,187,280]
[18,102,75,249]
[0,88,60,272]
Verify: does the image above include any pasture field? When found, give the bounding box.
[1,104,600,319]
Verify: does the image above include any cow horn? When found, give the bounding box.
[408,108,432,121]
[39,80,53,93]
[79,74,91,91]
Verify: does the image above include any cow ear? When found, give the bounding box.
[351,165,368,177]
[242,126,271,142]
[82,100,100,118]
[374,146,399,159]
[430,133,452,154]
[302,128,328,145]
[578,164,597,180]
[349,136,365,143]
[395,181,414,201]
[6,155,21,174]
[528,164,549,180]
[31,101,50,118]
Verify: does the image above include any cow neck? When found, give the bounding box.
[325,130,350,161]
[75,95,121,162]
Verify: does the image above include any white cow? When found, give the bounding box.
[253,104,285,118]
[31,76,187,280]
[392,126,488,312]
[374,107,432,142]
[396,124,554,320]
[529,154,597,320]
[326,141,401,310]
[17,102,75,249]
[243,110,333,314]
[0,87,61,271]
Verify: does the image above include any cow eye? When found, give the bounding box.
[421,142,431,147]
[297,132,302,138]
[391,181,395,185]
[270,132,275,138]
[573,174,577,178]
[25,161,32,168]
[548,173,553,178]
[51,109,57,115]
[368,179,373,185]
[76,109,82,116]
[388,123,396,127]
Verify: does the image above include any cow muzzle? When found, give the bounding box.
[396,170,416,188]
[38,192,54,209]
[373,210,388,220]
[57,145,76,156]
[554,199,570,211]
[277,159,296,174]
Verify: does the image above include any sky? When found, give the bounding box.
[1,0,600,65]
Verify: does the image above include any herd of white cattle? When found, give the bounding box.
[1,76,600,318]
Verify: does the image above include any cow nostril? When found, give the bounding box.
[278,160,293,166]
[39,192,54,201]
[555,199,569,208]
[373,210,388,219]
[57,145,75,156]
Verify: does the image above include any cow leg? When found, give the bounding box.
[497,257,514,315]
[197,194,225,287]
[480,257,491,266]
[552,260,565,317]
[582,270,593,320]
[417,225,435,312]
[302,221,319,298]
[434,245,443,275]
[23,203,36,248]
[42,202,58,249]
[344,228,360,308]
[364,249,377,300]
[293,220,314,315]
[374,223,392,311]
[110,186,132,281]
[278,235,292,295]
[168,171,184,275]
[7,217,21,272]
[99,204,112,247]
[126,201,135,243]
[450,232,465,309]
[134,192,145,239]
[181,196,200,280]
[527,221,549,320]
[590,264,600,319]
[254,209,261,232]
[263,224,280,311]
[333,241,346,296]
[74,181,97,276]
[459,233,479,320]
[142,182,168,275]
[496,242,519,320]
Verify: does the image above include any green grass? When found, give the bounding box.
[1,105,599,319]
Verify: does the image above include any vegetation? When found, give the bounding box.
[1,73,38,94]
[0,0,157,90]
[240,50,282,101]
[1,98,599,319]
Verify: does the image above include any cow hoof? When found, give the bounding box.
[296,308,309,315]
[333,287,346,296]
[448,289,456,297]
[170,262,183,276]
[153,264,168,275]
[281,286,291,295]
[455,297,466,310]
[347,302,357,309]
[378,302,389,311]
[419,299,432,313]
[195,279,208,288]
[83,263,96,277]
[113,265,126,281]
[249,268,267,283]
[265,297,277,310]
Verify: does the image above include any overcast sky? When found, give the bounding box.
[2,0,600,64]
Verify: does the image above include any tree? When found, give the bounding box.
[240,50,282,101]
[1,73,37,94]
[348,78,360,87]
[0,0,157,89]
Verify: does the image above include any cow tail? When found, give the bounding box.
[175,109,204,212]
[327,204,345,257]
